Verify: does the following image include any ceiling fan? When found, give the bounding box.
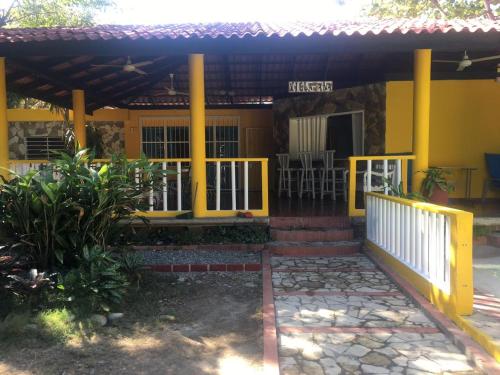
[91,56,153,75]
[164,73,189,96]
[433,50,500,71]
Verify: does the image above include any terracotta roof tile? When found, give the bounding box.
[0,19,499,44]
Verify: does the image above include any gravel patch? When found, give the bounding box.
[140,249,261,265]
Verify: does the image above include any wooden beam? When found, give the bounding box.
[7,58,108,111]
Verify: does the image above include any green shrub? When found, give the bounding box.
[0,150,164,269]
[118,251,145,284]
[60,245,128,314]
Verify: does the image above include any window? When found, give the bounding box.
[141,126,165,158]
[26,136,66,159]
[205,125,239,158]
[140,116,239,159]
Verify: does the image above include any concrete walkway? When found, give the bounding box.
[271,254,482,374]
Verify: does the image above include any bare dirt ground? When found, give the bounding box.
[0,272,263,375]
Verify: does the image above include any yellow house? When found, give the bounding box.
[3,21,500,360]
[0,20,499,219]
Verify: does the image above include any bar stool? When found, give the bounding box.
[277,153,299,198]
[298,152,319,199]
[320,150,347,200]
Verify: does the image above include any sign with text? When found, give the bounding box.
[288,81,333,93]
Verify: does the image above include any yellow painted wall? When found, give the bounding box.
[386,80,500,198]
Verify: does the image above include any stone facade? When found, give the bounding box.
[8,121,124,159]
[273,83,386,155]
[90,121,125,157]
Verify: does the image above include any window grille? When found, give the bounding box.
[140,116,239,159]
[26,136,66,159]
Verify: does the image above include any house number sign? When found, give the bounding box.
[288,81,333,93]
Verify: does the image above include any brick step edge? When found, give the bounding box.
[146,263,262,272]
[131,243,266,252]
[270,228,353,242]
[269,216,351,229]
[267,241,361,256]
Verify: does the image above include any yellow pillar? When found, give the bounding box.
[188,54,207,217]
[0,57,8,181]
[72,89,86,148]
[412,49,432,192]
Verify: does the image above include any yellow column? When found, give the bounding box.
[189,54,207,217]
[412,49,432,192]
[0,57,8,181]
[72,89,86,148]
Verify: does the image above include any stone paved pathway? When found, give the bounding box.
[271,255,482,374]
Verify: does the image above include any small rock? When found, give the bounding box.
[159,314,176,322]
[360,364,389,373]
[177,277,186,282]
[302,344,323,360]
[91,314,107,326]
[361,352,391,367]
[302,360,324,375]
[244,282,256,288]
[345,344,371,357]
[108,313,124,321]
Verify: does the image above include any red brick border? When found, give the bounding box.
[272,267,378,273]
[146,263,261,272]
[132,243,265,252]
[279,326,441,334]
[273,290,403,297]
[262,251,280,375]
[365,250,500,374]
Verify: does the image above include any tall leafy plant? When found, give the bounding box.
[0,150,164,270]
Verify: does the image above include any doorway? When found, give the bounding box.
[326,111,364,159]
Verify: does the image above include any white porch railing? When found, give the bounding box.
[348,155,416,217]
[8,157,269,217]
[205,158,269,216]
[9,159,191,216]
[366,193,451,293]
[365,192,473,316]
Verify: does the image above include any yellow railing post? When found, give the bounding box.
[0,57,8,181]
[72,89,86,148]
[348,157,357,216]
[450,210,474,315]
[412,49,432,193]
[188,54,207,218]
[402,159,409,193]
[261,159,269,216]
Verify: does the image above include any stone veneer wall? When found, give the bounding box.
[8,121,124,159]
[90,121,125,157]
[273,83,386,155]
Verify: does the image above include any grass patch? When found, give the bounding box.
[36,308,78,343]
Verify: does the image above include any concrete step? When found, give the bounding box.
[266,240,361,256]
[270,228,354,242]
[269,216,351,230]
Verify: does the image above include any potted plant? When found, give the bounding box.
[421,168,455,204]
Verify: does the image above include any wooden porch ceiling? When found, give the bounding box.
[5,49,500,112]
